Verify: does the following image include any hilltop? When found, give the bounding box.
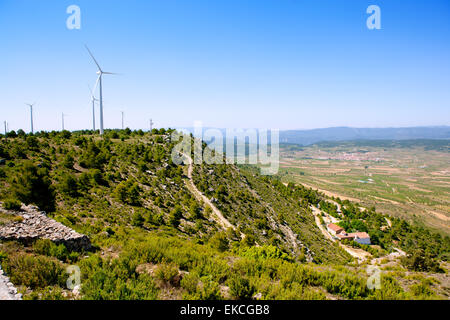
[0,129,448,300]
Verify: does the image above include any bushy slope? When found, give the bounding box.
[193,163,350,264]
[0,130,447,300]
[0,130,349,263]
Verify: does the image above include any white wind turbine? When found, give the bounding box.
[85,45,118,135]
[25,103,35,133]
[61,113,69,131]
[88,84,99,131]
[149,118,154,132]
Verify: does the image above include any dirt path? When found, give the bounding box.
[288,181,360,202]
[182,153,240,234]
[0,265,21,300]
[340,245,372,261]
[310,206,335,242]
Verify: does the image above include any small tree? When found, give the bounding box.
[189,201,202,219]
[3,199,22,211]
[241,234,256,247]
[11,161,55,212]
[169,205,183,227]
[59,174,79,197]
[62,154,74,169]
[113,181,128,203]
[127,183,141,206]
[401,249,443,273]
[132,211,144,227]
[209,231,229,252]
[228,275,255,300]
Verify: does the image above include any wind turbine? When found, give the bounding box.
[149,118,154,132]
[88,84,98,131]
[3,121,7,136]
[25,103,35,133]
[121,111,124,130]
[61,113,68,131]
[85,45,117,135]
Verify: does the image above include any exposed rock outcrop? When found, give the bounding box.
[0,204,91,251]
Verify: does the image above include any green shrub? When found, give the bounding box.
[59,174,79,197]
[80,256,159,300]
[33,239,70,262]
[155,262,179,285]
[3,199,22,211]
[169,205,183,227]
[4,253,66,289]
[401,249,444,273]
[197,277,222,300]
[181,272,200,293]
[228,275,255,300]
[23,286,66,300]
[239,245,293,262]
[0,251,7,263]
[209,232,229,252]
[10,161,55,212]
[132,211,144,227]
[113,180,141,205]
[62,154,74,169]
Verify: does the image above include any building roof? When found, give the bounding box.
[348,232,370,239]
[327,223,344,233]
[336,233,354,240]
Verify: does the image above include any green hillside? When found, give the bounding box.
[0,130,448,300]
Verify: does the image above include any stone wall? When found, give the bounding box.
[0,204,91,251]
[0,265,21,300]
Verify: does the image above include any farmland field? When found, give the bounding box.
[277,141,450,235]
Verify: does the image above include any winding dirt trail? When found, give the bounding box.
[182,153,239,234]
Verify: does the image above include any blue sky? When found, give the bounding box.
[0,0,449,132]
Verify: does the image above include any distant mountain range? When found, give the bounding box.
[279,126,450,146]
[179,126,450,146]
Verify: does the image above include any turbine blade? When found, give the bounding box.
[102,71,120,75]
[85,45,103,72]
[93,75,100,95]
[88,84,94,96]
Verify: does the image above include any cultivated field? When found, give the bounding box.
[278,142,450,235]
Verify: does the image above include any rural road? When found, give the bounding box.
[310,206,335,242]
[310,205,371,262]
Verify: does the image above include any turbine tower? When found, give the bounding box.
[3,121,7,136]
[121,111,124,130]
[62,113,67,131]
[149,118,154,132]
[85,45,117,135]
[88,84,98,131]
[25,103,35,133]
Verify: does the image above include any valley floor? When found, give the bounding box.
[279,144,450,235]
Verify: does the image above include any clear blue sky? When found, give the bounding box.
[0,0,449,132]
